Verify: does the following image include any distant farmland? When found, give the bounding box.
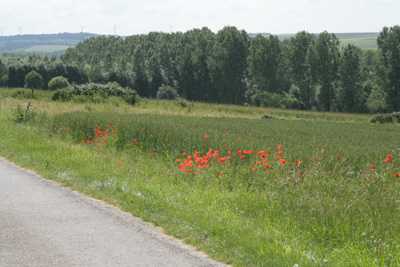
[23,45,72,53]
[250,32,379,49]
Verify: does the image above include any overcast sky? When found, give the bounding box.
[0,0,399,36]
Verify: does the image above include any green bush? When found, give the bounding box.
[48,76,70,90]
[370,112,400,123]
[250,90,285,108]
[157,84,179,100]
[52,88,73,102]
[174,97,190,107]
[50,82,140,106]
[10,89,31,99]
[285,95,301,110]
[124,90,140,105]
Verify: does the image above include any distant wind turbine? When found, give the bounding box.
[113,23,119,36]
[80,24,86,33]
[0,27,5,36]
[168,23,175,33]
[18,26,22,35]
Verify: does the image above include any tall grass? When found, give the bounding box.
[49,110,400,266]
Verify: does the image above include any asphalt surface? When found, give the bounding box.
[0,157,227,267]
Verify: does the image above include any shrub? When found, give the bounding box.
[52,88,73,102]
[48,76,70,90]
[285,95,301,110]
[174,97,190,108]
[157,84,179,100]
[370,112,400,123]
[10,89,30,99]
[250,90,285,108]
[50,82,140,106]
[124,90,140,105]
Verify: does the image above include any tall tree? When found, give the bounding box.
[247,34,291,99]
[208,26,249,104]
[306,31,340,111]
[191,27,216,102]
[377,25,400,112]
[288,31,315,109]
[338,44,363,112]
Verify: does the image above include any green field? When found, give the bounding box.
[274,32,379,49]
[1,88,399,266]
[23,45,72,53]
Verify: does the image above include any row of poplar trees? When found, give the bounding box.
[43,25,400,112]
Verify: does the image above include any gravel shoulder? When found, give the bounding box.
[0,157,227,267]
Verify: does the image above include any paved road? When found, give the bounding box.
[0,157,227,267]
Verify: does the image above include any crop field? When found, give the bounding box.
[1,89,399,266]
[339,37,378,49]
[23,45,72,53]
[275,32,379,49]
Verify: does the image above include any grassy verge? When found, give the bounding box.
[1,88,399,266]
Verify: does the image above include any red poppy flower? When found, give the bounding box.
[148,153,154,156]
[204,136,209,139]
[236,151,242,155]
[252,168,256,171]
[265,164,270,169]
[278,151,283,155]
[371,165,376,170]
[117,162,120,165]
[278,144,282,149]
[384,155,393,163]
[395,173,400,178]
[182,152,187,157]
[310,158,314,162]
[237,138,242,141]
[240,156,245,159]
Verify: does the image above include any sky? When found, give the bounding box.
[0,0,399,36]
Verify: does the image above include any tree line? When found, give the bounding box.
[1,25,399,113]
[0,54,87,89]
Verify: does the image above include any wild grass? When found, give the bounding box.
[1,87,399,266]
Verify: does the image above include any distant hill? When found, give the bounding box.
[0,31,379,58]
[0,32,100,57]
